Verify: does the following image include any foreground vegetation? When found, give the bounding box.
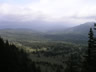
[0,37,41,72]
[1,36,88,72]
[1,24,96,72]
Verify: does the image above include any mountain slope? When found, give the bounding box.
[44,22,95,44]
[64,22,94,34]
[0,22,95,44]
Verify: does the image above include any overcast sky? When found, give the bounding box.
[0,0,96,25]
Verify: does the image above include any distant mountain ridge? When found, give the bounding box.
[0,20,70,32]
[47,22,94,34]
[45,22,95,44]
[64,22,94,34]
[0,22,95,44]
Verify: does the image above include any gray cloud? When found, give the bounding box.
[0,0,96,26]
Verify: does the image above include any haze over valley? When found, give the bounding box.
[0,22,95,45]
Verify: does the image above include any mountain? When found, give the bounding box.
[44,22,95,44]
[64,22,94,34]
[0,22,95,44]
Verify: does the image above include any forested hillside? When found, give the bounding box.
[1,23,96,72]
[0,37,41,72]
[0,36,87,72]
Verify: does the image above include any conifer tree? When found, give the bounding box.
[0,37,38,72]
[88,28,94,59]
[83,26,96,72]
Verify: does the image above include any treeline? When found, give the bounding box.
[0,37,40,72]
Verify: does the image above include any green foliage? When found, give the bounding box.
[0,28,89,72]
[0,37,41,72]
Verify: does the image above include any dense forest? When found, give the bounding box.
[0,37,41,72]
[1,24,96,72]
